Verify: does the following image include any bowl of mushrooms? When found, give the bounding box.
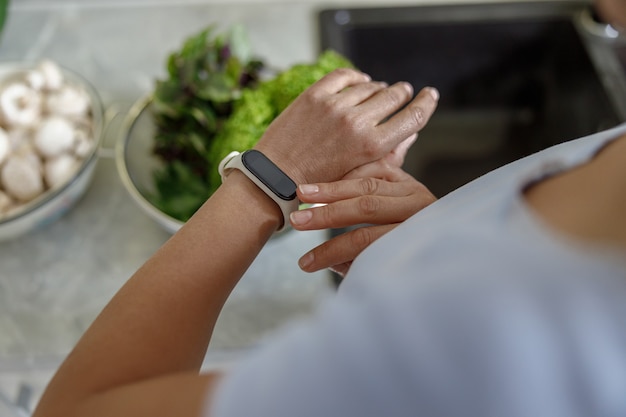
[0,60,103,241]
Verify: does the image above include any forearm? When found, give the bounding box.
[34,170,281,416]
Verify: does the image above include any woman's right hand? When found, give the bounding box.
[253,68,439,187]
[289,138,437,278]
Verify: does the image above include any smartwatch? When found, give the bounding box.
[218,150,298,232]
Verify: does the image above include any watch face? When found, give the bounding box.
[242,150,297,200]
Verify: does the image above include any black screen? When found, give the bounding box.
[242,150,297,200]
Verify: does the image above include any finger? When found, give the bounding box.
[339,81,389,106]
[310,68,372,95]
[377,87,439,146]
[356,81,414,123]
[296,176,417,204]
[298,224,397,272]
[292,193,424,230]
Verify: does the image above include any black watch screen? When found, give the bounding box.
[242,150,297,201]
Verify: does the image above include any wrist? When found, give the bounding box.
[219,150,299,232]
[252,145,310,186]
[221,169,283,232]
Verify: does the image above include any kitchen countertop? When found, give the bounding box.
[0,1,350,411]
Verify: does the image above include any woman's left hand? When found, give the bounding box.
[290,137,436,277]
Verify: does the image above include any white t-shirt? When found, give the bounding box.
[210,124,626,417]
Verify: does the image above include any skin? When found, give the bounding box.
[524,133,626,251]
[32,68,439,417]
[595,0,626,28]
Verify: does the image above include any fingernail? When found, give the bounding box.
[299,252,314,270]
[298,184,319,195]
[428,87,440,101]
[290,209,313,226]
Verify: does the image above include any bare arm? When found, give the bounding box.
[34,170,280,417]
[32,69,439,417]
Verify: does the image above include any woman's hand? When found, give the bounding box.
[289,137,436,277]
[254,68,439,186]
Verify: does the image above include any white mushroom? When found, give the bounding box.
[10,140,41,172]
[44,153,78,188]
[0,127,9,165]
[37,60,64,91]
[25,69,46,91]
[34,116,75,158]
[0,82,42,128]
[7,127,32,151]
[45,85,91,118]
[1,155,44,202]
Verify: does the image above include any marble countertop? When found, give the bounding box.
[0,1,347,412]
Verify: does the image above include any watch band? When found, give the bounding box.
[218,150,299,232]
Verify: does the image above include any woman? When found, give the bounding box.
[33,2,626,414]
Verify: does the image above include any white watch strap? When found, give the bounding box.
[218,151,299,232]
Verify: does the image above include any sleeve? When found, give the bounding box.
[208,292,419,417]
[207,268,626,417]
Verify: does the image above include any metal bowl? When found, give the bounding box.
[115,95,297,236]
[115,96,183,234]
[0,62,104,241]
